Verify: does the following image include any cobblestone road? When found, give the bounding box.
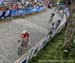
[0,9,61,63]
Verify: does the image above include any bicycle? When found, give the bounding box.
[18,39,28,55]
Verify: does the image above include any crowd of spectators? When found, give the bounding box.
[0,0,48,19]
[0,0,45,11]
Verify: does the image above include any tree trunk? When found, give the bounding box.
[64,0,75,51]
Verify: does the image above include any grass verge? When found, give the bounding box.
[28,27,75,63]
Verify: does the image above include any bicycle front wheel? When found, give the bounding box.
[18,45,23,55]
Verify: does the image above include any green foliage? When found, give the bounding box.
[28,28,75,63]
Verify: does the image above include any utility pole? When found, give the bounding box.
[64,0,75,56]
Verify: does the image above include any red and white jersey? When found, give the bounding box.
[21,32,30,39]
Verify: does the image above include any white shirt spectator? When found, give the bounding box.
[34,0,37,2]
[17,2,22,8]
[64,7,70,17]
[21,0,25,4]
[26,1,29,5]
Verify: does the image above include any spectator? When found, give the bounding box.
[58,9,64,18]
[49,13,55,23]
[17,1,22,9]
[49,23,56,35]
[25,0,31,8]
[63,7,70,18]
[48,1,52,8]
[56,19,61,28]
[21,0,26,5]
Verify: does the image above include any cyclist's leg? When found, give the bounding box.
[25,38,29,49]
[22,39,28,49]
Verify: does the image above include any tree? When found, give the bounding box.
[64,0,75,56]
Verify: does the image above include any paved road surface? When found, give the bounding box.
[0,9,61,63]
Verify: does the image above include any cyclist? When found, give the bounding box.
[56,19,61,28]
[49,23,56,35]
[20,30,30,49]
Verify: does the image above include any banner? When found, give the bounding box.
[5,10,10,17]
[0,11,3,17]
[11,10,17,16]
[24,8,31,14]
[16,9,24,16]
[31,7,38,13]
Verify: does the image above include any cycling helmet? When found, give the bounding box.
[22,30,27,34]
